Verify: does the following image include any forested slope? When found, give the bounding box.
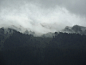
[0,28,86,65]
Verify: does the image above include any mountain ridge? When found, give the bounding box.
[0,25,86,65]
[0,24,86,37]
[62,25,86,35]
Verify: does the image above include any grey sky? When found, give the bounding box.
[0,0,86,35]
[1,0,86,15]
[36,0,86,16]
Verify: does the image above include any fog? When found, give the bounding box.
[0,0,86,36]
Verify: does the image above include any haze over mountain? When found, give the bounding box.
[63,25,86,35]
[0,25,86,37]
[0,0,86,65]
[0,0,86,36]
[0,25,86,51]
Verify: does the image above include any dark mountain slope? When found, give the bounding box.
[0,28,86,65]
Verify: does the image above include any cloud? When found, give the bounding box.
[1,0,86,15]
[0,0,86,36]
[36,0,86,16]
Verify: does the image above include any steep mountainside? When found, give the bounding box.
[0,27,86,65]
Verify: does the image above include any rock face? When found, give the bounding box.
[63,25,86,35]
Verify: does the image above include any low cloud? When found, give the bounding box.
[0,0,86,36]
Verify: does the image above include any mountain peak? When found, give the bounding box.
[63,25,86,35]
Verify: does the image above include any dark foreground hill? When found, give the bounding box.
[0,28,86,65]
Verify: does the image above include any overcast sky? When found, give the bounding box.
[0,0,86,35]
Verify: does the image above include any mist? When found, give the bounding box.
[0,0,86,36]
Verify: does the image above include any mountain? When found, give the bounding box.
[63,25,86,35]
[0,27,86,65]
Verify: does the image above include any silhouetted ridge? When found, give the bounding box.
[0,27,86,65]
